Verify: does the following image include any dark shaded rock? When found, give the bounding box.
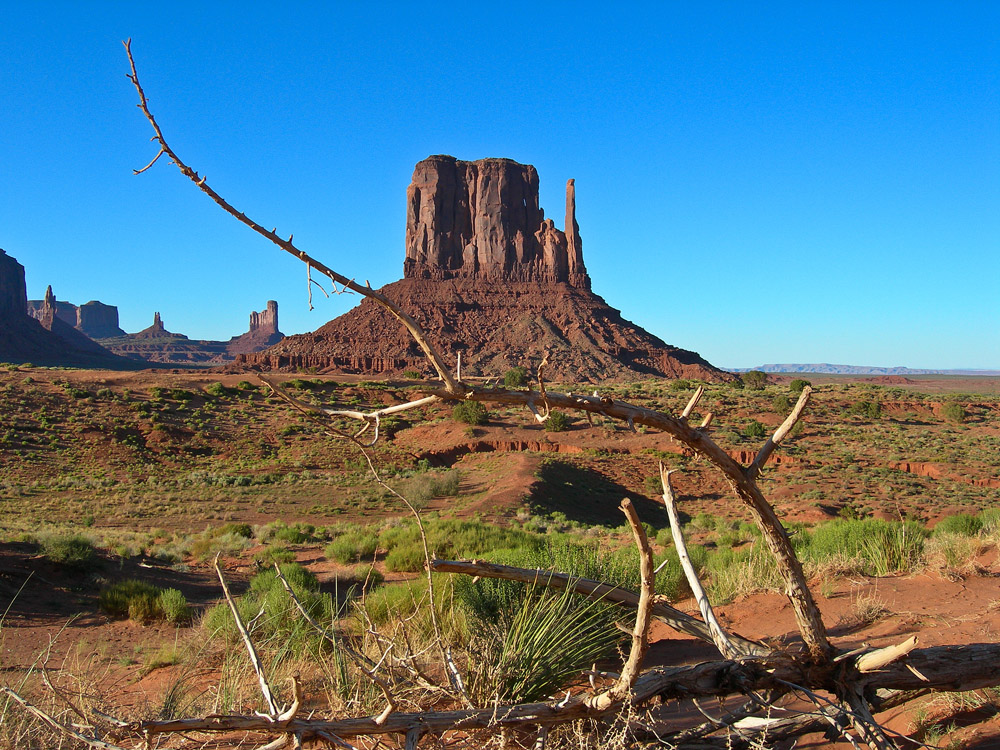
[77,301,126,338]
[0,251,131,368]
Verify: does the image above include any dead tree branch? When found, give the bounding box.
[123,39,462,394]
[659,465,746,660]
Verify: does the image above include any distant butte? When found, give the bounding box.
[238,156,730,382]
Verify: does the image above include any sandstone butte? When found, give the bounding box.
[238,155,729,383]
[0,250,128,368]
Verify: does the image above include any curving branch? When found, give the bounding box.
[123,39,462,394]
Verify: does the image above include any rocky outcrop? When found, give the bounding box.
[241,156,729,383]
[130,312,187,340]
[404,156,589,289]
[0,249,28,322]
[77,301,125,338]
[28,297,126,338]
[228,300,284,354]
[0,251,130,368]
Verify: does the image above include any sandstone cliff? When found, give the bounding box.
[0,251,130,368]
[239,157,728,383]
[404,156,589,288]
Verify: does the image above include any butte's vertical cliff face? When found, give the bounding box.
[0,250,28,323]
[0,250,127,367]
[404,156,589,289]
[228,300,284,354]
[238,156,729,382]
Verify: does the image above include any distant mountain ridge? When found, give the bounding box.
[728,363,1000,376]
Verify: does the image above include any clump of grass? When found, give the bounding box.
[850,591,891,626]
[466,582,620,705]
[933,514,981,537]
[99,579,191,624]
[395,469,461,508]
[202,563,331,653]
[801,519,927,576]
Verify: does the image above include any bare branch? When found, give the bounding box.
[123,39,463,393]
[659,465,748,660]
[856,635,918,674]
[0,687,130,750]
[747,385,812,480]
[214,554,280,716]
[680,385,704,419]
[587,498,655,710]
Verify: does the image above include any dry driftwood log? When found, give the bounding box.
[7,40,997,750]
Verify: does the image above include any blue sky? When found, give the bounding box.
[1,2,997,369]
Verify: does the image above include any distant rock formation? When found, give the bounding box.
[0,250,130,368]
[99,303,284,364]
[28,297,126,338]
[130,312,188,340]
[239,157,729,383]
[77,301,126,338]
[404,156,589,288]
[228,300,284,354]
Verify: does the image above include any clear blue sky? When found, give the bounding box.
[1,2,997,369]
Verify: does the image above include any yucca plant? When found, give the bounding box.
[466,580,620,705]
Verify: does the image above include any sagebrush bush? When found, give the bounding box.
[934,513,981,537]
[789,379,811,393]
[40,534,98,570]
[325,534,378,564]
[941,402,967,423]
[99,579,186,624]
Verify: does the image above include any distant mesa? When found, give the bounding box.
[239,155,729,383]
[99,303,284,364]
[0,251,130,368]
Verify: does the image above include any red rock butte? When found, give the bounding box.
[239,156,729,383]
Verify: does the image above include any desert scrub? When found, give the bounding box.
[99,580,191,624]
[933,513,981,537]
[465,582,620,705]
[325,532,378,564]
[941,401,967,423]
[394,469,461,508]
[380,518,546,573]
[503,367,528,388]
[203,563,331,652]
[39,533,98,570]
[452,400,489,425]
[543,411,570,432]
[800,519,927,576]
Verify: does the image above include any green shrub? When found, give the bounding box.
[978,508,1000,533]
[41,534,98,570]
[235,380,257,391]
[802,519,927,576]
[669,379,691,392]
[205,382,229,397]
[503,367,528,388]
[771,394,791,413]
[743,420,767,439]
[99,579,168,623]
[934,514,981,537]
[202,563,330,651]
[543,411,570,432]
[850,400,882,420]
[452,401,489,425]
[741,371,767,390]
[325,534,378,564]
[941,402,967,423]
[789,379,811,394]
[402,370,422,380]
